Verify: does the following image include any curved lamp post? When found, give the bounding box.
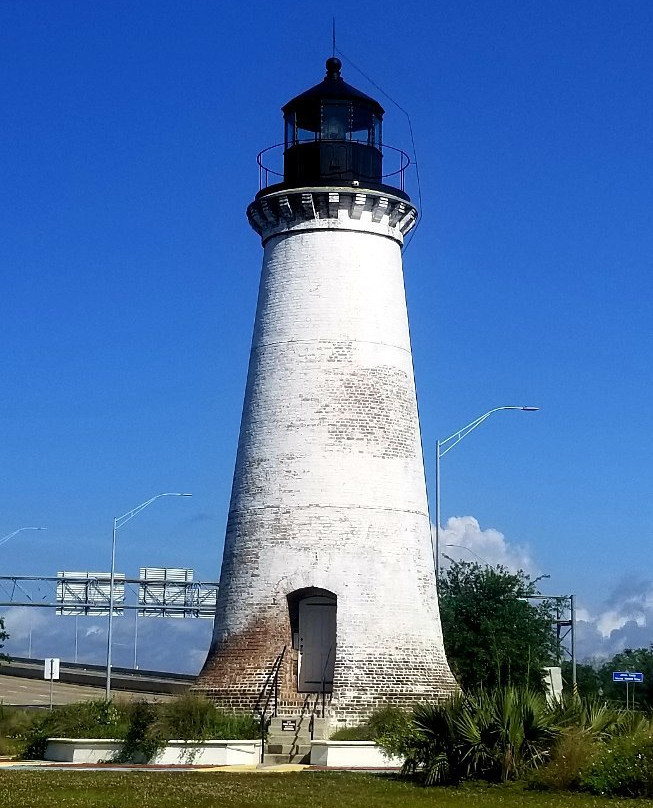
[0,526,47,549]
[443,542,491,566]
[434,406,539,580]
[105,492,191,699]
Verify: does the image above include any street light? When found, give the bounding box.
[0,527,47,549]
[105,492,191,699]
[434,406,539,580]
[443,543,491,566]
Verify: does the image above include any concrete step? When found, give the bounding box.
[268,715,329,740]
[266,743,311,756]
[262,751,311,765]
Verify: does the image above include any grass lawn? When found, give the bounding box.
[0,771,651,808]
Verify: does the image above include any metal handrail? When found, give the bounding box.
[253,645,287,764]
[253,645,286,718]
[320,644,334,719]
[256,141,411,192]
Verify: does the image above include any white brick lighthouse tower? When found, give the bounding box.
[197,58,456,722]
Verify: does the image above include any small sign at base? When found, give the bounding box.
[44,658,60,681]
[281,719,297,732]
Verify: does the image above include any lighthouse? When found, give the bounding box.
[196,58,456,724]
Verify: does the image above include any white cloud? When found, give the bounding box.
[0,606,49,640]
[575,578,653,660]
[436,515,536,575]
[1,607,212,674]
[431,517,653,660]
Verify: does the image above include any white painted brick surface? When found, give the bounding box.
[198,190,456,719]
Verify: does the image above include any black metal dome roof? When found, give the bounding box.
[282,57,384,118]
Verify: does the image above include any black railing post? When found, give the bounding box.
[274,665,279,717]
[321,676,325,719]
[253,645,287,765]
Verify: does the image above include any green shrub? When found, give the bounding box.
[580,729,653,798]
[551,694,627,739]
[0,704,36,756]
[157,694,259,742]
[112,700,163,764]
[400,688,560,785]
[529,727,599,791]
[329,725,373,741]
[16,694,260,762]
[399,695,467,785]
[329,706,412,745]
[20,700,128,760]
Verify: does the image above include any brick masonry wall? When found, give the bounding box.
[195,189,457,721]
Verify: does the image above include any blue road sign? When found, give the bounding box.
[612,671,644,683]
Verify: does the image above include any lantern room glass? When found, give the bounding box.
[321,103,350,141]
[284,104,382,150]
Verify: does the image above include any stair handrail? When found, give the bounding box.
[320,644,334,719]
[253,645,287,764]
[253,644,286,719]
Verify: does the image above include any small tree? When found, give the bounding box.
[0,616,9,663]
[438,560,556,691]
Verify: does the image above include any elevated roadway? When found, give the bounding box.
[0,657,194,706]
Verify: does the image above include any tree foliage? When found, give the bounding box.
[438,560,556,691]
[561,661,601,699]
[597,646,653,709]
[562,646,653,710]
[0,616,9,663]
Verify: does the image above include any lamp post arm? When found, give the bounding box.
[106,492,191,699]
[433,405,538,582]
[0,527,47,549]
[115,493,180,530]
[439,407,526,458]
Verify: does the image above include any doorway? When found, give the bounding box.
[288,590,337,693]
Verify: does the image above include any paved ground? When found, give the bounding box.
[0,761,309,772]
[0,673,173,706]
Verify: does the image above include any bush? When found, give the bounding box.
[112,701,163,764]
[329,724,373,741]
[580,729,653,798]
[329,707,412,745]
[400,688,560,785]
[551,694,626,739]
[398,695,467,786]
[17,694,261,762]
[0,704,35,756]
[157,694,259,742]
[20,700,128,760]
[529,728,599,791]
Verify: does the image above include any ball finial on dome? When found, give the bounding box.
[325,57,342,79]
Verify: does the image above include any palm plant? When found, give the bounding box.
[458,688,558,781]
[401,687,561,785]
[402,694,467,785]
[552,694,626,739]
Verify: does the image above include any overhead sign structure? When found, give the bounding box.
[612,671,644,683]
[138,567,217,618]
[56,571,125,616]
[138,567,192,618]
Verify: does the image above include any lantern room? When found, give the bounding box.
[281,57,385,190]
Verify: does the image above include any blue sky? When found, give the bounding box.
[1,1,652,671]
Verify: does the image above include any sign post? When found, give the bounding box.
[44,657,60,710]
[612,671,644,710]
